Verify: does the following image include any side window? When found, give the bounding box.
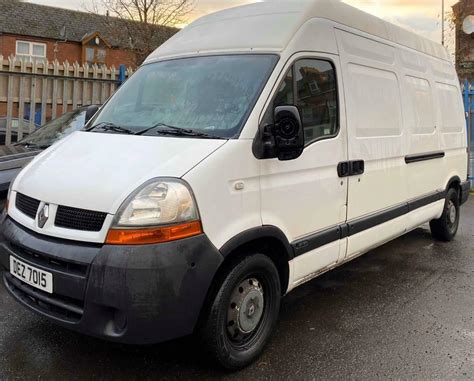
[294,60,338,144]
[264,59,339,146]
[274,68,293,107]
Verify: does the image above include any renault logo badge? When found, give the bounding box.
[38,204,49,228]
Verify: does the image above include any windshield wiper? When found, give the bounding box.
[135,123,181,136]
[15,142,48,150]
[136,123,226,140]
[86,122,135,135]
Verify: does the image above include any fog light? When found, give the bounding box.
[113,309,127,333]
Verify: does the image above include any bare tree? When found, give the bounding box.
[86,0,194,65]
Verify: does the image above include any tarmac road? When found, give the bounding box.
[0,198,473,380]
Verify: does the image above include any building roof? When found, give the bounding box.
[0,0,174,49]
[452,0,474,16]
[149,0,450,62]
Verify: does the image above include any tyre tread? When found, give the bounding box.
[430,188,460,242]
[199,253,280,371]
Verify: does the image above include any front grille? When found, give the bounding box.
[10,242,88,276]
[4,274,84,323]
[55,205,107,232]
[15,193,40,219]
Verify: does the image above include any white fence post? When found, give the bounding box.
[40,59,48,126]
[5,56,15,145]
[17,59,26,141]
[51,60,59,120]
[29,59,38,134]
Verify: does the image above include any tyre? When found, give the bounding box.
[199,253,281,370]
[430,187,460,242]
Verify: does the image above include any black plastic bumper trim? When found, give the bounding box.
[293,225,341,257]
[220,225,295,260]
[4,273,84,316]
[0,218,224,345]
[405,151,445,164]
[347,203,409,236]
[291,190,445,257]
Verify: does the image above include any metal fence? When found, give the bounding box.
[0,56,132,145]
[462,80,474,188]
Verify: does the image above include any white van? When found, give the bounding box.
[0,0,470,370]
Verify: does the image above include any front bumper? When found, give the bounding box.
[461,181,471,205]
[0,217,223,344]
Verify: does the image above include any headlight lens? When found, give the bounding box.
[115,179,199,227]
[5,181,14,213]
[107,179,202,245]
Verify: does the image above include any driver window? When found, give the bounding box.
[274,68,293,107]
[295,60,338,145]
[267,59,339,146]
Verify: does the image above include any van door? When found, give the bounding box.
[335,30,408,258]
[259,54,348,287]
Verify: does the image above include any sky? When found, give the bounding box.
[28,0,459,50]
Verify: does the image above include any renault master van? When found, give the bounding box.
[0,0,470,370]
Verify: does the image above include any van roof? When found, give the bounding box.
[146,0,450,63]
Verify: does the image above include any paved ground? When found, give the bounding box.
[0,198,473,380]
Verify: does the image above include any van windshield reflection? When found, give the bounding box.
[89,55,278,139]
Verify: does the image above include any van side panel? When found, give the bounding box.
[400,50,443,201]
[403,53,467,203]
[434,76,468,188]
[335,29,407,227]
[183,140,262,250]
[335,26,466,261]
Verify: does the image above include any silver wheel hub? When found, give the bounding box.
[227,278,264,340]
[448,201,456,224]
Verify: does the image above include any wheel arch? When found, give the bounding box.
[219,226,294,259]
[445,175,462,201]
[219,226,294,295]
[194,226,293,333]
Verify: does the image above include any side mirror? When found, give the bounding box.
[273,106,304,161]
[85,105,99,125]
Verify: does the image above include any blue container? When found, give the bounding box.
[471,118,474,189]
[470,158,474,189]
[464,80,473,189]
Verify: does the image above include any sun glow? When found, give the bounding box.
[180,0,456,49]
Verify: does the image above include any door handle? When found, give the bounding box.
[337,162,350,177]
[350,160,365,176]
[337,160,365,177]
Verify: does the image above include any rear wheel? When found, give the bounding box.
[430,188,460,241]
[199,253,281,370]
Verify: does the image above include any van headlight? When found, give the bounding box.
[106,178,202,245]
[5,180,14,214]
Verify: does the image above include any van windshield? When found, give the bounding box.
[90,54,278,139]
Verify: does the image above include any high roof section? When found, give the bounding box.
[147,0,450,62]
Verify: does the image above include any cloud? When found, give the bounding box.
[346,0,457,15]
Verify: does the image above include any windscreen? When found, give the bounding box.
[90,54,278,139]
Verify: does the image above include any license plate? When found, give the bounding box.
[10,256,53,294]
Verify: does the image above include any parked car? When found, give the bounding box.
[0,0,470,371]
[0,118,40,145]
[0,106,98,191]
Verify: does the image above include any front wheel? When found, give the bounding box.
[199,253,281,370]
[430,188,460,241]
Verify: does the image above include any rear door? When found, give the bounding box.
[259,53,348,286]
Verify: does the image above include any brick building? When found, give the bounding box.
[0,0,176,68]
[453,0,474,81]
